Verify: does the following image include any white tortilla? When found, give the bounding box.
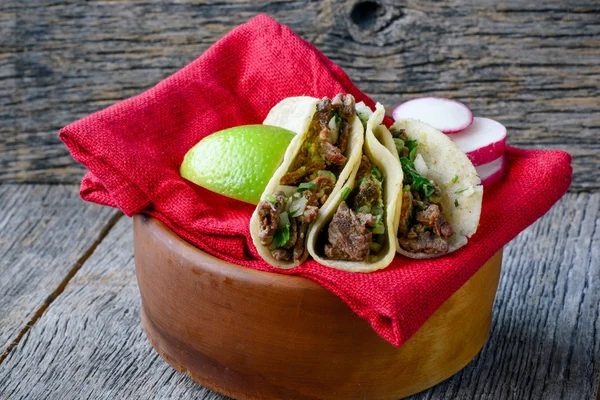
[250,96,365,269]
[306,103,403,272]
[389,118,483,258]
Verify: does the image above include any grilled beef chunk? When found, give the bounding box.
[398,230,449,254]
[398,190,413,236]
[257,191,287,246]
[272,248,292,261]
[324,202,373,261]
[398,200,454,255]
[353,174,382,211]
[416,204,453,238]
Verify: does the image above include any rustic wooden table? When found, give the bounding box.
[0,1,598,399]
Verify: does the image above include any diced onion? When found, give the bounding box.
[414,154,428,176]
[328,117,339,144]
[275,185,298,197]
[288,196,307,217]
[279,211,290,226]
[356,101,373,126]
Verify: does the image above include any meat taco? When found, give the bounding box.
[306,103,403,272]
[387,118,483,258]
[250,94,364,268]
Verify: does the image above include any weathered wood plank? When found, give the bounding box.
[0,184,120,358]
[0,1,598,190]
[0,193,597,399]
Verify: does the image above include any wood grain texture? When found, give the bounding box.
[0,1,598,189]
[0,184,120,358]
[0,193,597,399]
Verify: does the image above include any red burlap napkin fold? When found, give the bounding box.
[60,14,572,346]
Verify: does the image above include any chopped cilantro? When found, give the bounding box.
[455,199,459,207]
[265,194,276,204]
[400,157,435,198]
[272,224,290,248]
[371,166,382,181]
[298,182,318,192]
[409,146,417,162]
[405,140,418,153]
[452,175,458,183]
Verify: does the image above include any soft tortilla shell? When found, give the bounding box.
[390,118,483,258]
[306,103,403,273]
[250,96,364,269]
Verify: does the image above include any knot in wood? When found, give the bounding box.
[350,1,386,30]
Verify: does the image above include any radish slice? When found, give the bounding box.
[449,117,507,166]
[477,154,505,186]
[392,97,473,134]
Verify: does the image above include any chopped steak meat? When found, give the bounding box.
[398,231,449,254]
[257,191,286,246]
[272,248,292,261]
[398,201,454,255]
[353,175,381,211]
[416,204,454,238]
[398,190,413,236]
[320,140,346,167]
[311,175,334,206]
[324,202,372,261]
[293,223,310,263]
[355,156,371,181]
[279,163,325,186]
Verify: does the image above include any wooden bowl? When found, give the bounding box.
[133,215,502,399]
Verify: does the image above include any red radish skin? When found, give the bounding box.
[392,97,473,134]
[477,155,505,186]
[449,117,507,166]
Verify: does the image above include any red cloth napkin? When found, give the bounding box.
[60,14,572,346]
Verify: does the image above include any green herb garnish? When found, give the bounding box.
[405,140,418,153]
[369,242,382,253]
[265,194,276,205]
[341,187,351,200]
[393,138,405,154]
[298,182,318,192]
[451,175,458,183]
[272,224,290,248]
[455,187,469,194]
[409,147,417,162]
[371,166,382,181]
[400,157,435,198]
[455,199,459,207]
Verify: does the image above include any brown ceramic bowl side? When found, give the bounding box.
[133,215,502,400]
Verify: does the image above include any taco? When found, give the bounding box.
[306,103,403,272]
[250,94,364,268]
[387,118,483,258]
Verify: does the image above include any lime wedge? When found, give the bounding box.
[180,125,295,205]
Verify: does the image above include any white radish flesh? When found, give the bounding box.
[449,117,507,166]
[392,97,473,134]
[476,155,505,186]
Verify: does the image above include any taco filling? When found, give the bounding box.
[321,156,385,261]
[257,94,356,263]
[391,128,454,255]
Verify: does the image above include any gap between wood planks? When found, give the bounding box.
[0,211,123,365]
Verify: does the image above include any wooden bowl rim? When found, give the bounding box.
[137,214,327,294]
